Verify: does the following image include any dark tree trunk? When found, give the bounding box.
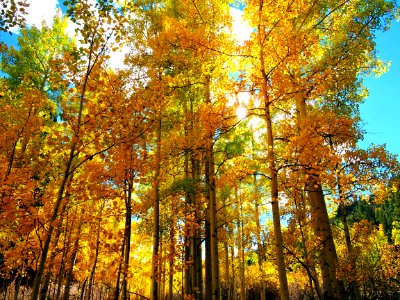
[114,234,125,300]
[151,118,162,300]
[87,204,103,300]
[122,183,133,300]
[63,226,81,300]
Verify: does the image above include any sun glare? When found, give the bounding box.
[236,106,247,119]
[230,7,253,45]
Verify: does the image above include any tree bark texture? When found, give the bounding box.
[150,118,162,300]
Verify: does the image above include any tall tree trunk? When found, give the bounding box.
[159,235,163,300]
[223,196,230,300]
[297,97,343,299]
[184,149,192,297]
[56,208,72,300]
[261,78,289,300]
[151,118,162,300]
[122,182,133,300]
[168,218,175,300]
[231,237,237,300]
[14,276,21,300]
[191,102,202,300]
[257,1,289,297]
[80,278,87,300]
[239,199,245,300]
[195,222,203,300]
[87,204,103,300]
[190,155,202,300]
[114,235,125,300]
[63,222,82,300]
[39,223,64,300]
[204,78,212,300]
[205,74,219,300]
[162,239,166,300]
[183,93,192,297]
[293,190,321,299]
[224,241,230,300]
[205,217,212,300]
[307,182,334,298]
[227,217,235,300]
[254,184,266,300]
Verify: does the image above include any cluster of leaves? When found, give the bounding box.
[0,0,29,33]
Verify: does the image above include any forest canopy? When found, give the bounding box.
[0,0,399,300]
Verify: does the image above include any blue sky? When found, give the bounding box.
[358,20,400,156]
